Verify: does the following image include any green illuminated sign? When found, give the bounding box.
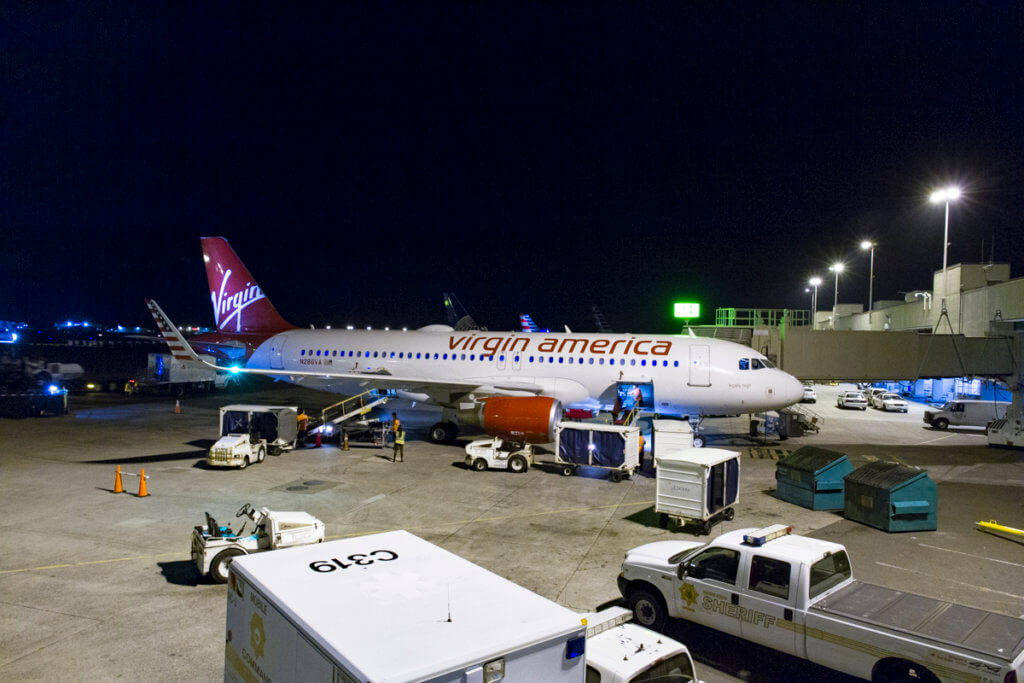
[673,302,700,319]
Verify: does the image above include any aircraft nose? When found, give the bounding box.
[779,372,804,406]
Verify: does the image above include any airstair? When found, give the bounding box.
[312,389,393,432]
[783,403,823,434]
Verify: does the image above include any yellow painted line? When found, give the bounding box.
[0,551,180,576]
[325,499,656,540]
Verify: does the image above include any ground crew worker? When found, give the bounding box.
[389,412,400,445]
[297,410,309,448]
[392,428,405,462]
[638,432,646,469]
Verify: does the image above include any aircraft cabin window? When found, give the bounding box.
[548,357,553,363]
[461,353,466,360]
[433,353,438,359]
[599,358,604,365]
[589,358,594,365]
[514,355,520,362]
[558,357,564,364]
[641,360,646,366]
[300,350,305,356]
[630,359,636,366]
[443,353,448,360]
[568,358,573,364]
[739,359,749,370]
[416,353,421,359]
[316,350,321,356]
[528,356,533,363]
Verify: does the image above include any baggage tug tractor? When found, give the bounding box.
[191,503,325,583]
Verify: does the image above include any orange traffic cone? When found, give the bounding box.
[113,465,123,493]
[315,432,322,448]
[137,468,149,497]
[174,400,181,414]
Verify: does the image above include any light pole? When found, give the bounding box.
[929,186,961,312]
[808,276,822,328]
[829,262,845,310]
[860,240,876,316]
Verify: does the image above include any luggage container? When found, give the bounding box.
[651,419,695,463]
[775,446,854,510]
[555,421,639,482]
[843,461,937,532]
[224,530,588,683]
[655,447,740,535]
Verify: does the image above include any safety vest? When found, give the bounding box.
[395,430,405,445]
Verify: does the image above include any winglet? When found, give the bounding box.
[145,299,203,363]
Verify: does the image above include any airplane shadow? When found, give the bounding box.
[159,560,205,587]
[87,450,206,465]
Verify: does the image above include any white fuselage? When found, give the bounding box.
[247,328,804,416]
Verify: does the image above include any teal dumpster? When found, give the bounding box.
[775,447,853,510]
[843,461,937,532]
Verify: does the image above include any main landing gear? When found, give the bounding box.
[428,421,459,444]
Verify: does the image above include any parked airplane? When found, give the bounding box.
[149,237,804,445]
[519,314,550,333]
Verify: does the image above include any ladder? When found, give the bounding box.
[316,390,393,430]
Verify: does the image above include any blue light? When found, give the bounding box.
[47,384,60,395]
[565,636,586,659]
[229,366,240,374]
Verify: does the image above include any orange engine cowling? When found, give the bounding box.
[460,396,562,444]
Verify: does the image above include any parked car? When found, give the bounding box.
[837,391,868,410]
[866,387,887,404]
[801,385,817,403]
[873,392,908,412]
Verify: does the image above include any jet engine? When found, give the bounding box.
[458,396,562,444]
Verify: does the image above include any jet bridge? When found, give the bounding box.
[776,329,1017,382]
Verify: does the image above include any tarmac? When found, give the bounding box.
[0,381,1021,682]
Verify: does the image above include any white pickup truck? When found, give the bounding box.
[618,524,1024,682]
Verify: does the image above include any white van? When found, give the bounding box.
[923,399,1010,430]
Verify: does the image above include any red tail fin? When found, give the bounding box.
[201,237,293,334]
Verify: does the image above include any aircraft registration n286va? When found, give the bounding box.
[148,237,803,444]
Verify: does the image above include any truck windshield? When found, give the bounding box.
[809,551,852,599]
[628,652,695,682]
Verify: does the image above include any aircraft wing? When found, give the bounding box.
[145,299,544,401]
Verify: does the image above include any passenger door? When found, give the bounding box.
[674,547,742,636]
[688,345,710,387]
[739,555,798,655]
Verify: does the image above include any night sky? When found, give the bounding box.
[3,3,1022,333]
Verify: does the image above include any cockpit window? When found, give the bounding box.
[760,358,775,368]
[738,359,749,370]
[751,358,765,370]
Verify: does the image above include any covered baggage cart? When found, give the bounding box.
[554,421,639,482]
[655,447,740,535]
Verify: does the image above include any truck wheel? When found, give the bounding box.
[934,418,949,430]
[872,659,939,683]
[699,520,713,535]
[610,470,623,483]
[629,588,668,632]
[210,548,245,584]
[239,456,249,469]
[724,507,735,521]
[561,464,575,477]
[508,455,528,473]
[472,458,487,472]
[257,447,265,463]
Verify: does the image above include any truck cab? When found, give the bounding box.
[585,606,702,683]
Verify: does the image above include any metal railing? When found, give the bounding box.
[715,308,810,327]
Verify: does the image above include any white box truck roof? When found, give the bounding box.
[228,530,587,682]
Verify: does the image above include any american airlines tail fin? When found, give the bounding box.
[520,314,539,333]
[146,299,204,364]
[201,237,293,334]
